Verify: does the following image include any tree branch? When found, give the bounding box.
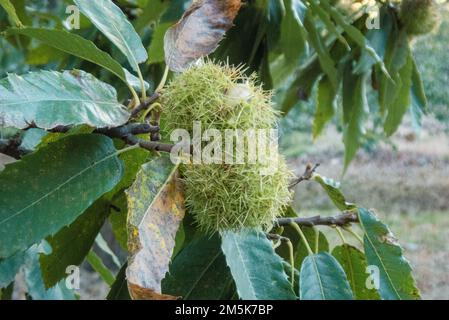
[276,212,358,228]
[0,123,162,159]
[130,92,161,117]
[124,134,175,153]
[289,163,320,189]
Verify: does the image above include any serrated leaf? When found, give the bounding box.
[134,0,169,33]
[354,7,393,74]
[148,22,172,64]
[6,27,128,84]
[409,57,428,129]
[343,69,368,169]
[221,229,297,300]
[0,70,130,130]
[164,0,242,72]
[379,28,409,113]
[313,174,356,211]
[303,12,338,89]
[0,0,22,27]
[24,242,76,300]
[0,250,25,288]
[313,76,336,138]
[107,263,131,300]
[162,234,234,300]
[126,155,184,300]
[358,208,420,300]
[279,0,307,62]
[320,0,389,78]
[384,51,413,136]
[307,0,349,50]
[0,134,124,259]
[74,0,148,72]
[300,252,353,300]
[332,244,380,300]
[39,198,111,289]
[294,227,329,268]
[410,57,428,114]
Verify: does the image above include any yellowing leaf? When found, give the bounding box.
[164,0,242,72]
[126,156,185,300]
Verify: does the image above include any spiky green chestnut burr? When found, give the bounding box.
[161,62,293,233]
[399,0,439,36]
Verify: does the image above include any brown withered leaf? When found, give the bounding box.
[164,0,242,72]
[126,155,185,300]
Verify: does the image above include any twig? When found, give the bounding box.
[289,163,320,189]
[95,123,159,138]
[124,134,175,153]
[130,92,160,117]
[276,212,358,228]
[1,123,162,159]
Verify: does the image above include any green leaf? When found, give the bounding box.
[294,227,329,267]
[379,29,409,113]
[109,193,128,250]
[0,0,23,27]
[107,263,131,300]
[74,0,148,72]
[279,0,307,62]
[312,76,336,138]
[343,70,368,169]
[87,250,115,286]
[6,27,129,84]
[221,229,297,300]
[410,56,428,114]
[307,0,349,50]
[134,0,169,33]
[313,174,356,211]
[332,244,380,300]
[358,208,420,300]
[95,233,120,268]
[0,283,13,300]
[354,6,393,74]
[409,57,428,128]
[300,252,353,300]
[126,155,184,300]
[0,70,130,130]
[0,250,26,288]
[39,198,111,289]
[162,234,234,300]
[24,243,76,300]
[320,0,389,78]
[384,52,413,136]
[303,13,338,89]
[148,22,172,64]
[0,134,124,259]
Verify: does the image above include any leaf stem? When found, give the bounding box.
[286,239,295,289]
[156,65,170,93]
[343,226,364,246]
[335,226,347,245]
[127,83,140,108]
[116,144,140,156]
[314,227,319,254]
[290,222,313,256]
[136,67,147,100]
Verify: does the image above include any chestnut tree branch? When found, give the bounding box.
[276,212,359,228]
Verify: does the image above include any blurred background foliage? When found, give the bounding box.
[1,0,447,160]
